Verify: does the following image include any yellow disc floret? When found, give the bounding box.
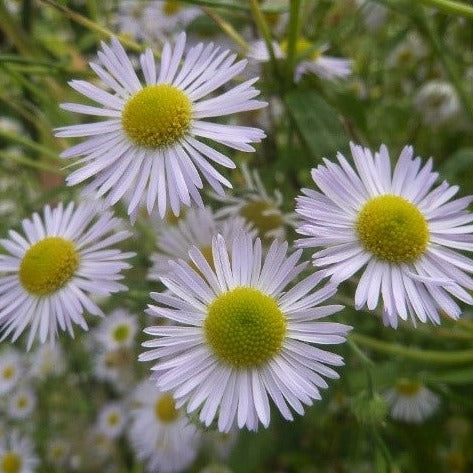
[155,394,179,423]
[356,195,429,263]
[280,38,321,60]
[204,287,286,368]
[1,452,22,473]
[107,412,120,427]
[19,237,79,296]
[395,379,422,396]
[240,200,284,238]
[112,324,131,343]
[2,366,15,380]
[122,84,192,149]
[163,0,181,15]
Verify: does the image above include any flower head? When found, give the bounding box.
[140,232,350,432]
[129,381,201,473]
[93,308,138,350]
[148,206,254,281]
[0,431,38,473]
[0,202,134,347]
[0,349,22,395]
[211,165,296,241]
[249,39,351,82]
[384,379,439,423]
[97,402,127,439]
[57,33,266,219]
[296,143,473,327]
[8,387,36,420]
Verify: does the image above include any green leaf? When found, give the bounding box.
[284,89,349,163]
[421,367,473,385]
[441,148,473,192]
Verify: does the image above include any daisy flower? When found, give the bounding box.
[296,143,473,327]
[29,343,65,380]
[148,206,253,281]
[93,347,135,393]
[249,39,351,82]
[0,349,22,395]
[211,165,297,241]
[97,402,127,439]
[46,439,69,468]
[140,232,351,432]
[129,381,201,473]
[57,33,267,219]
[93,308,138,350]
[8,387,36,420]
[0,202,134,348]
[414,80,460,127]
[0,431,38,473]
[114,1,201,44]
[384,379,439,423]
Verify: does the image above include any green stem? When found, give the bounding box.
[419,0,473,19]
[414,6,473,121]
[0,129,61,161]
[179,0,288,13]
[36,0,147,54]
[285,0,302,88]
[202,6,249,51]
[350,333,473,364]
[249,0,281,81]
[0,151,64,175]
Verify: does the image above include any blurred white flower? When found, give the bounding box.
[0,349,22,395]
[97,402,127,439]
[414,80,461,127]
[93,309,138,351]
[0,431,39,473]
[8,387,36,420]
[384,380,440,423]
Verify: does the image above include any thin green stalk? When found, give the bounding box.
[350,333,473,364]
[180,0,288,13]
[0,129,61,161]
[36,0,147,54]
[202,6,249,51]
[285,0,302,88]
[249,0,281,81]
[0,151,64,175]
[414,5,473,121]
[419,0,473,19]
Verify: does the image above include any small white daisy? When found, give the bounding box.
[97,402,127,439]
[211,165,297,241]
[46,439,69,468]
[148,206,253,281]
[0,349,22,395]
[129,381,201,473]
[57,33,266,219]
[93,347,135,393]
[113,1,201,44]
[296,143,473,328]
[0,431,39,473]
[140,232,350,432]
[414,80,461,127]
[29,343,65,380]
[93,308,138,350]
[384,379,440,423]
[205,429,238,460]
[8,387,36,420]
[355,0,388,32]
[249,39,351,83]
[0,202,134,347]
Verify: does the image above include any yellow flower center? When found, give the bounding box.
[107,412,120,427]
[19,237,79,296]
[1,452,22,473]
[2,366,15,380]
[204,287,286,368]
[395,379,422,396]
[356,195,429,263]
[163,0,181,15]
[121,84,192,149]
[155,394,179,423]
[240,200,284,238]
[280,38,321,60]
[16,396,28,410]
[112,324,131,343]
